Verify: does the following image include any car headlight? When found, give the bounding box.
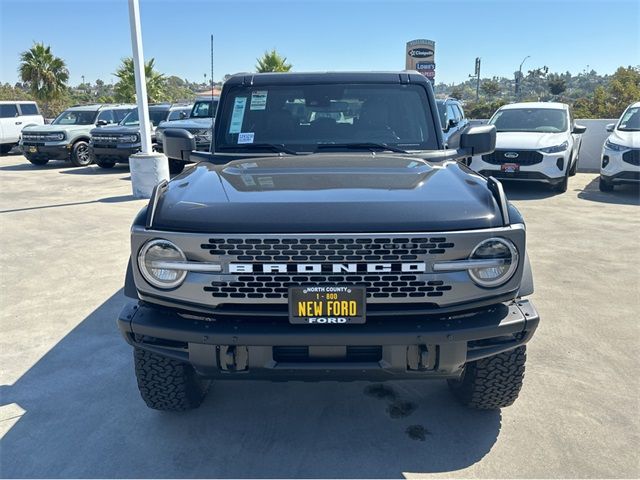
[539,141,568,154]
[604,139,627,152]
[156,130,163,140]
[193,129,211,138]
[467,238,519,287]
[138,239,187,289]
[121,134,139,143]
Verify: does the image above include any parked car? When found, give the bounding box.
[118,71,539,413]
[155,96,218,167]
[599,101,640,192]
[90,103,193,173]
[0,101,44,155]
[435,98,469,148]
[469,102,586,192]
[21,104,135,167]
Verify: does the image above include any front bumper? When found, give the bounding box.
[600,148,640,184]
[21,142,70,160]
[470,151,570,184]
[117,299,539,381]
[90,144,140,162]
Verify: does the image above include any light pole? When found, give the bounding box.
[516,55,530,100]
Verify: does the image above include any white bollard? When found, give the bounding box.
[129,152,170,199]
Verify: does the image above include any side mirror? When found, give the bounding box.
[96,119,108,126]
[572,124,587,134]
[448,119,458,130]
[460,125,496,156]
[163,128,196,162]
[179,111,188,119]
[606,123,615,132]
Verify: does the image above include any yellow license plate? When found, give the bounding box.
[289,286,366,324]
[28,146,37,153]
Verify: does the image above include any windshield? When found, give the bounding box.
[121,109,168,127]
[215,84,438,152]
[191,100,218,118]
[53,110,98,125]
[490,108,568,133]
[168,108,190,121]
[618,107,640,131]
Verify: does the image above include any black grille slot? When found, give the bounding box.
[204,274,452,299]
[482,150,543,165]
[622,149,640,166]
[273,346,382,363]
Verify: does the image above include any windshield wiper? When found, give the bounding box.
[316,142,409,154]
[228,143,300,155]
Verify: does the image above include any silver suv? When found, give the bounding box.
[21,103,135,167]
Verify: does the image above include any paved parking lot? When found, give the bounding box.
[1,153,638,478]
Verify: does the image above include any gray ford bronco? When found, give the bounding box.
[118,72,539,412]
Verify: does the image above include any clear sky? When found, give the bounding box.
[1,0,638,87]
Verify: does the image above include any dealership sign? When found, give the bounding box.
[405,39,436,83]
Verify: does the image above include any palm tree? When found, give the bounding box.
[113,58,166,103]
[255,49,292,73]
[18,42,69,115]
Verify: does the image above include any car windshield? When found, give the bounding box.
[52,110,98,125]
[168,108,190,121]
[121,109,168,127]
[191,100,218,118]
[490,108,568,133]
[618,107,640,131]
[215,83,438,152]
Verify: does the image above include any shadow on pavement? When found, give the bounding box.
[0,291,501,478]
[501,181,558,201]
[0,161,73,172]
[576,177,640,206]
[59,165,131,175]
[0,195,138,213]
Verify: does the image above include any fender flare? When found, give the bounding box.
[518,252,534,297]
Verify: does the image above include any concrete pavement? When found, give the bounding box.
[0,154,638,478]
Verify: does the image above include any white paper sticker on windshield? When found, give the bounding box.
[229,97,247,133]
[250,90,268,110]
[238,132,255,144]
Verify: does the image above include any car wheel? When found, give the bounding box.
[568,156,578,176]
[169,159,185,174]
[0,144,12,155]
[447,346,526,409]
[553,174,569,193]
[25,154,49,166]
[96,160,116,169]
[599,177,614,192]
[134,347,210,411]
[70,140,94,167]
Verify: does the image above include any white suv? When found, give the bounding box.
[599,101,640,192]
[0,101,44,154]
[469,102,586,193]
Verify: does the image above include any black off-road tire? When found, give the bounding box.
[96,160,116,169]
[70,140,93,167]
[26,154,49,166]
[134,347,210,411]
[0,144,13,155]
[599,177,614,192]
[447,346,526,410]
[169,159,186,174]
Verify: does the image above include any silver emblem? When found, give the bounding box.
[504,152,519,159]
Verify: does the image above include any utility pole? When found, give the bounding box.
[516,55,530,100]
[469,57,481,101]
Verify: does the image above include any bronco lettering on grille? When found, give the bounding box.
[228,262,427,274]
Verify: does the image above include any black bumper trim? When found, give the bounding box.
[21,143,69,160]
[91,145,139,160]
[478,169,563,184]
[602,172,640,184]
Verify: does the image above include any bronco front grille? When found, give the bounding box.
[622,149,640,166]
[482,150,543,165]
[204,274,452,300]
[201,236,455,262]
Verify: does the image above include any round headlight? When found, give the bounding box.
[468,238,518,287]
[138,239,187,289]
[121,134,139,143]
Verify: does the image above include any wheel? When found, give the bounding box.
[25,154,49,166]
[568,156,578,176]
[96,160,116,169]
[553,174,568,193]
[599,177,614,192]
[0,144,12,155]
[447,346,526,410]
[169,159,186,174]
[70,140,93,167]
[134,347,210,411]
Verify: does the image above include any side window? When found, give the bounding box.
[97,110,115,124]
[446,104,457,125]
[113,109,131,123]
[0,104,19,118]
[455,104,465,122]
[19,103,39,116]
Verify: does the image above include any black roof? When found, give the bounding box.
[224,71,431,87]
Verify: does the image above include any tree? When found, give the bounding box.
[480,78,501,98]
[18,42,69,115]
[547,74,567,96]
[255,49,292,73]
[113,57,165,103]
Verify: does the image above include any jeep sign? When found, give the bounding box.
[405,39,436,84]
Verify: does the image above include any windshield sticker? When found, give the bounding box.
[241,174,256,187]
[250,90,268,110]
[229,97,247,133]
[238,132,255,144]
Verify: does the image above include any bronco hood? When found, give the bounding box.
[157,117,212,130]
[151,154,505,233]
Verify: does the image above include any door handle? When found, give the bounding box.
[15,121,22,125]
